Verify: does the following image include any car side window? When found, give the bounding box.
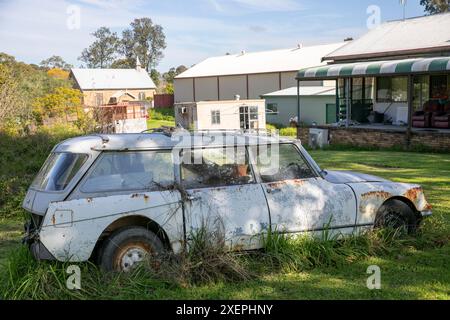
[252,144,316,183]
[181,147,254,189]
[81,151,174,193]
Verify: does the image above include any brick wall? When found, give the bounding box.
[297,126,450,152]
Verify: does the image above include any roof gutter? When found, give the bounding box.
[323,45,450,63]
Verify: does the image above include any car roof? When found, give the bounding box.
[54,130,297,153]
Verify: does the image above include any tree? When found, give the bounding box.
[120,18,166,72]
[163,65,188,84]
[150,69,160,87]
[40,55,73,70]
[32,87,82,123]
[165,82,174,94]
[420,0,450,14]
[79,27,120,68]
[0,64,24,124]
[47,68,70,80]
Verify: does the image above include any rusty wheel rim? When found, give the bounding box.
[113,241,153,272]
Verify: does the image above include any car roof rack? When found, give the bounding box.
[141,127,280,137]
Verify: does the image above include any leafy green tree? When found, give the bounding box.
[165,82,174,94]
[120,18,166,72]
[32,87,82,124]
[163,65,188,83]
[40,56,73,70]
[420,0,450,14]
[79,27,120,68]
[150,69,160,87]
[0,64,24,124]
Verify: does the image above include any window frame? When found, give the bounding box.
[178,146,257,190]
[376,76,408,103]
[78,150,176,195]
[211,110,221,125]
[266,103,279,115]
[30,152,90,194]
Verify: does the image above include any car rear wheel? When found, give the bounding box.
[99,226,165,272]
[374,199,418,235]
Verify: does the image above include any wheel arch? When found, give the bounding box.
[90,215,172,261]
[379,196,421,220]
[383,196,421,218]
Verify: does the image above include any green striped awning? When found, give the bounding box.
[297,57,450,80]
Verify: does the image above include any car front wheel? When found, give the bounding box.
[99,226,165,272]
[374,199,418,235]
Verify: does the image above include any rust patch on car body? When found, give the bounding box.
[267,181,287,188]
[404,187,422,202]
[359,191,392,216]
[361,191,392,200]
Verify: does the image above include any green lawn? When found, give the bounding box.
[147,107,175,129]
[1,146,449,299]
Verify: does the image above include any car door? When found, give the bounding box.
[179,146,270,250]
[250,143,356,235]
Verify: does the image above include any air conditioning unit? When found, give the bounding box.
[309,128,329,149]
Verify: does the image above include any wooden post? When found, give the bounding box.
[406,75,414,149]
[297,80,301,129]
[345,78,351,128]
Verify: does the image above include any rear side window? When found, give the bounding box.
[31,153,88,191]
[81,151,174,193]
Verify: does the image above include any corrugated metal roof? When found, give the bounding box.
[175,42,346,78]
[297,56,450,80]
[263,86,336,97]
[71,68,156,90]
[325,12,450,61]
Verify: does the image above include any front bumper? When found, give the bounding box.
[420,210,433,218]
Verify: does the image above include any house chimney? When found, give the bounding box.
[136,56,142,71]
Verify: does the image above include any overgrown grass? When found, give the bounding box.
[1,126,449,299]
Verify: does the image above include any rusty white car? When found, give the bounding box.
[22,130,432,271]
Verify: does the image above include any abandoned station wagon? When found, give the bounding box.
[23,130,432,271]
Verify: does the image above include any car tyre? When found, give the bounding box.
[99,226,165,272]
[375,199,418,234]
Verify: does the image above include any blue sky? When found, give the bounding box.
[0,0,427,72]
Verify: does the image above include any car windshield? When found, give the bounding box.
[31,153,88,191]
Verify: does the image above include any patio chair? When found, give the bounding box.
[432,101,450,129]
[412,100,441,128]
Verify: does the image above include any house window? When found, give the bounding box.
[95,93,104,106]
[240,106,259,129]
[211,110,220,125]
[266,103,278,114]
[430,75,448,100]
[138,92,146,100]
[376,77,408,102]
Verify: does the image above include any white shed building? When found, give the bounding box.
[174,42,346,103]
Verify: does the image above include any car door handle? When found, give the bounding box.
[266,187,281,194]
